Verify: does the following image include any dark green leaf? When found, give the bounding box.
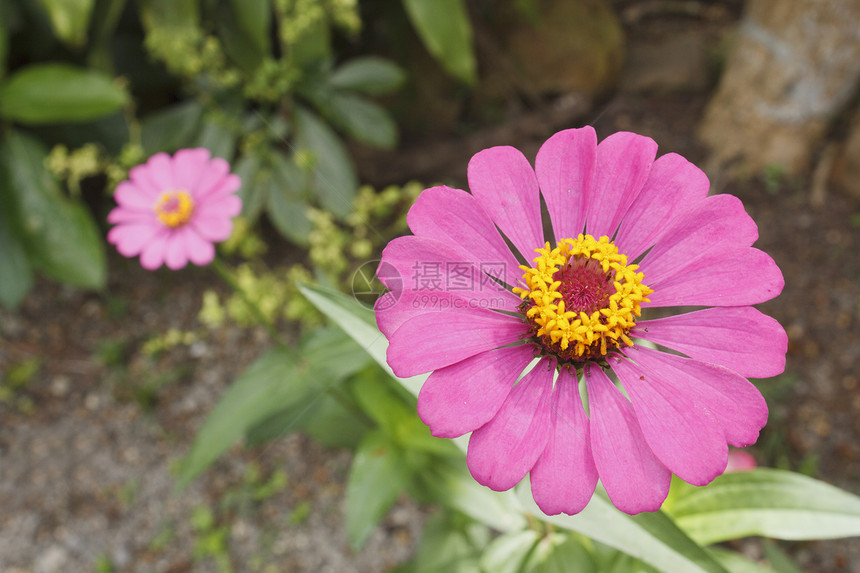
[346,430,411,549]
[0,131,105,289]
[409,511,490,573]
[0,188,34,308]
[233,154,267,221]
[293,105,357,218]
[0,64,128,124]
[668,468,860,544]
[762,540,804,573]
[402,0,476,84]
[0,2,8,80]
[194,119,237,161]
[266,152,312,245]
[220,0,270,71]
[36,0,95,47]
[329,56,407,95]
[140,101,204,154]
[322,92,398,149]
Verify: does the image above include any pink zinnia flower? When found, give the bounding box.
[375,127,786,515]
[107,149,242,270]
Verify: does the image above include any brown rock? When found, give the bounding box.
[700,0,860,176]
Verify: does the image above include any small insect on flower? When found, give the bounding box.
[107,148,242,270]
[374,127,787,515]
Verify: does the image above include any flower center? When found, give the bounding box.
[154,190,194,228]
[512,234,653,363]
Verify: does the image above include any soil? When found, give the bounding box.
[2,3,860,572]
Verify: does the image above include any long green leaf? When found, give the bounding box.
[178,327,370,488]
[402,0,476,84]
[293,106,357,218]
[668,468,860,544]
[220,0,270,71]
[0,131,105,289]
[0,64,127,124]
[346,430,412,549]
[0,188,34,308]
[330,56,406,95]
[518,486,728,573]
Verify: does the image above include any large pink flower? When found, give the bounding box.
[375,127,786,515]
[107,149,242,270]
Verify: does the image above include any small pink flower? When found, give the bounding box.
[375,127,787,515]
[725,448,758,473]
[107,149,242,270]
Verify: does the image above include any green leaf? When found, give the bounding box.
[0,64,128,124]
[321,92,398,149]
[177,346,299,488]
[219,0,271,71]
[140,100,204,154]
[329,56,407,95]
[36,0,95,47]
[266,152,312,245]
[346,430,412,549]
[479,530,539,573]
[524,534,598,573]
[194,119,237,161]
[761,540,804,573]
[138,0,198,29]
[179,327,371,487]
[708,549,774,573]
[517,485,729,573]
[0,191,34,308]
[233,154,267,221]
[668,468,860,544]
[293,105,357,218]
[0,131,105,289]
[407,510,490,573]
[0,3,8,80]
[402,0,476,84]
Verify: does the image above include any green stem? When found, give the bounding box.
[210,257,290,349]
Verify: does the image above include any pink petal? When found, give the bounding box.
[634,307,787,378]
[467,146,544,260]
[466,358,555,491]
[183,227,216,266]
[376,288,511,339]
[191,217,234,242]
[386,310,528,378]
[530,367,598,515]
[114,181,156,210]
[128,162,165,197]
[417,344,537,438]
[194,159,235,200]
[585,132,657,239]
[107,206,152,225]
[407,186,522,286]
[618,346,768,447]
[612,152,710,260]
[639,194,759,286]
[164,233,189,270]
[171,148,212,192]
[107,223,162,257]
[378,235,520,312]
[610,356,728,486]
[535,127,596,242]
[585,363,670,514]
[645,247,784,307]
[139,233,170,270]
[195,194,243,219]
[142,152,175,191]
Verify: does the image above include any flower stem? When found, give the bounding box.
[210,257,290,349]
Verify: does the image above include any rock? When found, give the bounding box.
[621,29,712,94]
[830,106,860,200]
[700,0,860,176]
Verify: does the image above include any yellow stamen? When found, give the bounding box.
[154,190,194,228]
[512,234,653,361]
